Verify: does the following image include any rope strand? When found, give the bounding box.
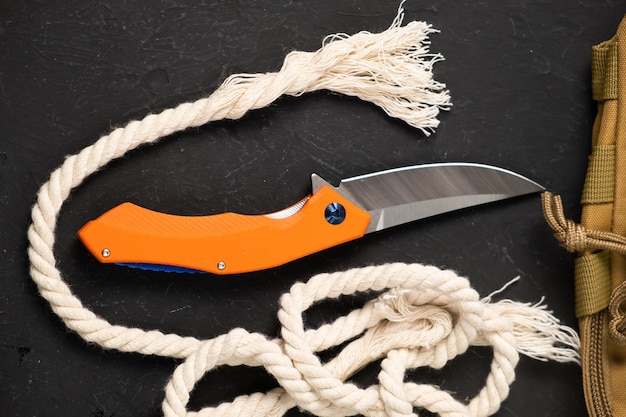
[542,191,626,254]
[160,263,579,417]
[28,4,449,361]
[26,7,578,417]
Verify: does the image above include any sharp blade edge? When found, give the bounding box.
[335,163,544,234]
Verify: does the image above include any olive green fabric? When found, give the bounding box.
[593,40,618,101]
[582,145,616,204]
[575,250,612,317]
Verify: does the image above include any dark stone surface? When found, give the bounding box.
[1,1,623,416]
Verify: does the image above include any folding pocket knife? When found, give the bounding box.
[78,163,543,274]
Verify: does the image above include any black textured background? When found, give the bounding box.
[1,1,624,416]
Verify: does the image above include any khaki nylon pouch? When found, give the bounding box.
[552,15,626,417]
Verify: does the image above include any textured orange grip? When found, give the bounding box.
[77,185,371,274]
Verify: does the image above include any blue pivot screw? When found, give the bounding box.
[325,202,346,225]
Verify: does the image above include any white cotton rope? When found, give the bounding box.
[157,265,580,417]
[26,5,579,417]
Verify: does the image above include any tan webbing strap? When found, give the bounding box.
[582,145,616,204]
[575,251,612,317]
[592,40,619,102]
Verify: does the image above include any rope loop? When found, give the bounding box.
[609,280,626,345]
[542,192,626,254]
[159,263,579,417]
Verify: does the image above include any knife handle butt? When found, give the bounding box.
[77,185,371,274]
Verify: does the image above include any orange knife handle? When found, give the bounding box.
[77,185,371,274]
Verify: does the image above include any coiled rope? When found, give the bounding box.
[162,263,579,417]
[27,6,578,417]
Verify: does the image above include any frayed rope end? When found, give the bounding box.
[478,277,581,365]
[487,298,581,365]
[219,1,451,135]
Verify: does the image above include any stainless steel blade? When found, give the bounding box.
[312,163,544,234]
